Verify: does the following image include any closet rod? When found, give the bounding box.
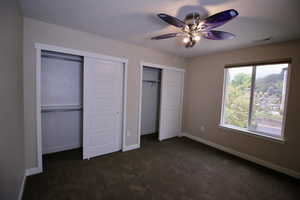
[42,108,82,113]
[41,105,83,113]
[143,80,160,83]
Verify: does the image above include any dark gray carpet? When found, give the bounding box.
[23,134,299,200]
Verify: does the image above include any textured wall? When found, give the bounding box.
[23,17,185,169]
[0,0,24,199]
[183,40,300,173]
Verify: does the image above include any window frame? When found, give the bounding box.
[219,60,291,142]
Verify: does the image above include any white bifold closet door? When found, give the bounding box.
[159,69,184,141]
[83,57,123,159]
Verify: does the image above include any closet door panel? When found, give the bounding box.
[159,69,184,141]
[83,57,123,159]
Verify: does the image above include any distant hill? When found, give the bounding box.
[255,73,283,97]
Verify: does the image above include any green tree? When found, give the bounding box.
[231,73,251,89]
[224,73,251,128]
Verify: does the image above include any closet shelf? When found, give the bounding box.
[41,104,82,113]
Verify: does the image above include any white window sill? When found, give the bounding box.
[218,124,286,144]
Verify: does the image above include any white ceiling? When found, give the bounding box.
[20,0,300,58]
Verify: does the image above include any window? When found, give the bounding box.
[220,62,290,141]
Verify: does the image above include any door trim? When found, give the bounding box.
[34,43,128,174]
[137,62,185,147]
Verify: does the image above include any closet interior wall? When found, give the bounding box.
[141,67,161,135]
[41,51,83,154]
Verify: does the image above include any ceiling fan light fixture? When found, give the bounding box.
[193,35,201,41]
[152,9,239,48]
[182,37,190,43]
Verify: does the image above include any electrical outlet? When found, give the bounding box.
[127,130,131,136]
[200,126,205,133]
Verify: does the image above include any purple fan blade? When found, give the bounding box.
[151,33,179,40]
[158,13,186,28]
[202,30,235,40]
[200,9,238,30]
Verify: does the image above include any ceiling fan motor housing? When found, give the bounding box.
[184,12,201,26]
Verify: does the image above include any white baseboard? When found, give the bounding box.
[25,166,42,176]
[178,132,187,137]
[122,144,140,152]
[18,173,26,200]
[43,143,81,154]
[183,133,300,179]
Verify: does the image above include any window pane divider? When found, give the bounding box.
[248,66,256,130]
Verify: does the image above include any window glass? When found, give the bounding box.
[223,67,252,128]
[221,63,289,140]
[250,64,289,137]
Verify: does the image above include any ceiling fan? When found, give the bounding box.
[151,9,239,48]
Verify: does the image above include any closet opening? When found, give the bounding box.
[140,66,162,146]
[41,50,83,161]
[138,62,184,148]
[34,44,128,175]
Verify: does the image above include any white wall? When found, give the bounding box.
[0,0,24,199]
[141,67,161,135]
[23,17,185,169]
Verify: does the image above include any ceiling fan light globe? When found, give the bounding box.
[183,37,190,43]
[194,35,201,41]
[183,25,190,33]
